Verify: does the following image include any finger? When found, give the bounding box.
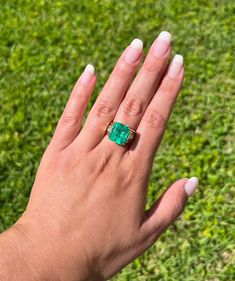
[105,31,171,152]
[76,39,144,151]
[139,177,199,243]
[130,55,184,159]
[48,64,96,152]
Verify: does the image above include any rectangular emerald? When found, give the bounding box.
[109,122,130,145]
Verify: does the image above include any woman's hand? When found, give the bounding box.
[9,32,198,281]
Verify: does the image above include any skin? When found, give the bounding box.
[0,34,194,281]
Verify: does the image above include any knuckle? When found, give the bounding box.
[143,57,165,73]
[61,111,78,126]
[60,151,78,172]
[159,77,180,97]
[94,99,115,117]
[143,108,167,129]
[123,95,143,116]
[115,60,135,79]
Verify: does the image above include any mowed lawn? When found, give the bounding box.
[0,1,234,280]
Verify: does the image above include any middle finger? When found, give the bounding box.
[103,31,172,150]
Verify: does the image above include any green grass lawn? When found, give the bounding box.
[0,0,234,280]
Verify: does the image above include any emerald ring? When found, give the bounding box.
[106,121,136,146]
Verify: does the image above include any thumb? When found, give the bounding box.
[140,177,199,240]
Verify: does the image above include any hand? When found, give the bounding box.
[11,32,198,281]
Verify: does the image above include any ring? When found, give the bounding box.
[106,121,136,146]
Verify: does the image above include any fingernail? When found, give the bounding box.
[124,38,143,64]
[184,177,199,197]
[152,31,171,57]
[79,64,95,84]
[168,54,183,78]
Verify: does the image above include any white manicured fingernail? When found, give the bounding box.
[152,31,171,57]
[168,54,184,78]
[124,38,143,64]
[79,64,95,84]
[184,177,199,197]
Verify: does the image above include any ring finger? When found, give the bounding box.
[102,31,172,151]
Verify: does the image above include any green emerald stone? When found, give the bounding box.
[109,122,130,145]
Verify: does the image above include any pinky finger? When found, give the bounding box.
[139,177,199,247]
[48,64,96,152]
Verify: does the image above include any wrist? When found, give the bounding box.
[13,213,100,281]
[0,224,61,281]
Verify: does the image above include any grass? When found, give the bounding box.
[0,0,234,280]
